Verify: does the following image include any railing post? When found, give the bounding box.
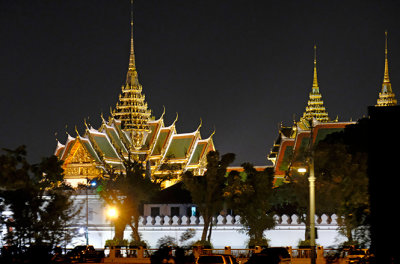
[286,246,292,258]
[109,246,115,259]
[254,246,262,254]
[316,246,324,259]
[224,246,231,255]
[137,246,143,258]
[193,246,203,259]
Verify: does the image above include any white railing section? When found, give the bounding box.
[136,214,339,227]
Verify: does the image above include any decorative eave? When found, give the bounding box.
[187,137,212,168]
[85,128,120,162]
[141,117,164,154]
[150,115,178,157]
[162,131,197,161]
[102,123,129,155]
[60,134,76,161]
[54,141,65,158]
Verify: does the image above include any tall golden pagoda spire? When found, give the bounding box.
[312,45,319,92]
[126,0,137,85]
[376,31,397,107]
[300,45,330,128]
[112,0,151,150]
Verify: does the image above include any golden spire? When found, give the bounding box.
[383,31,390,83]
[126,0,138,86]
[112,0,151,150]
[128,0,136,72]
[300,45,330,128]
[312,45,319,92]
[376,30,397,107]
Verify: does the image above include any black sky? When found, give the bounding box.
[0,0,399,166]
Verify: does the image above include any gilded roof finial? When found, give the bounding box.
[384,30,390,83]
[75,125,80,138]
[84,118,89,131]
[208,127,216,139]
[128,0,136,72]
[160,105,166,119]
[312,45,319,91]
[172,112,179,126]
[197,118,203,132]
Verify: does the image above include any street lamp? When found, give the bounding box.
[107,207,118,219]
[308,156,316,264]
[85,178,89,246]
[107,206,118,240]
[85,178,97,245]
[297,167,307,173]
[297,126,316,264]
[297,163,316,264]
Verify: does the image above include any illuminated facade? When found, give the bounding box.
[268,46,354,185]
[269,34,397,185]
[55,6,214,187]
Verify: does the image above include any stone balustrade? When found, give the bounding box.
[136,214,339,227]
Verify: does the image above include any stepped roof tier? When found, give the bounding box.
[268,120,355,186]
[376,31,397,107]
[55,2,215,187]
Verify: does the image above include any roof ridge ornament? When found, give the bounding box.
[84,118,90,131]
[160,106,166,120]
[197,118,202,132]
[209,127,216,139]
[172,112,179,126]
[75,125,80,138]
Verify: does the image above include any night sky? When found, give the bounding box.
[0,0,399,166]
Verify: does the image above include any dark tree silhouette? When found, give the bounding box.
[0,146,79,248]
[182,151,235,242]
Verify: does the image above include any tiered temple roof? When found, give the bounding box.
[268,46,353,186]
[55,3,215,187]
[269,35,398,186]
[298,45,332,130]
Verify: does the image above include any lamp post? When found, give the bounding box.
[298,121,316,264]
[308,156,316,264]
[85,178,97,245]
[85,177,89,246]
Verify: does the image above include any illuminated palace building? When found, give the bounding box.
[55,13,214,188]
[268,34,397,184]
[53,4,397,247]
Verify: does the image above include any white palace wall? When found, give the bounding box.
[70,194,347,249]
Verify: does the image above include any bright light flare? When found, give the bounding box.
[298,167,307,173]
[107,207,118,219]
